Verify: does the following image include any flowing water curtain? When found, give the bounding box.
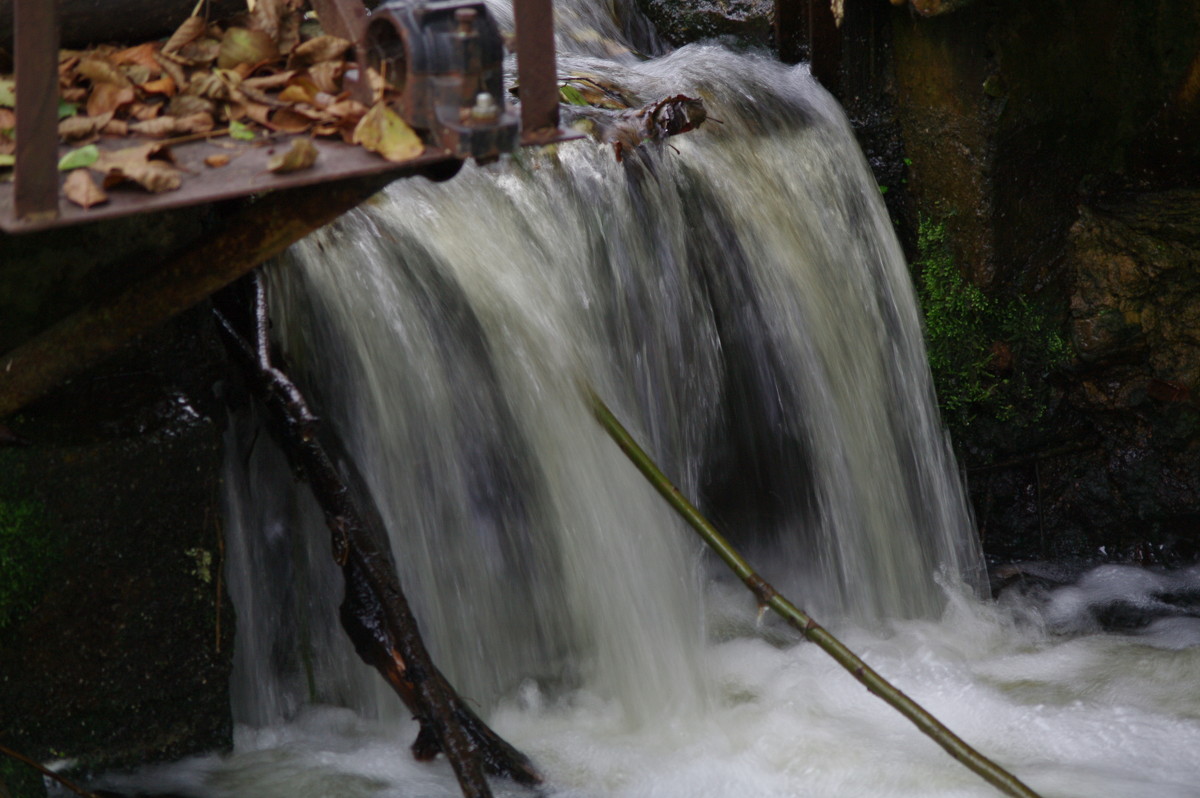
[225,0,982,733]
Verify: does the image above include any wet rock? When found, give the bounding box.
[634,0,773,49]
[0,308,234,775]
[1067,190,1200,408]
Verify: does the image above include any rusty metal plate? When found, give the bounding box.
[0,135,461,234]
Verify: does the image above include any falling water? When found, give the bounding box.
[86,3,1200,797]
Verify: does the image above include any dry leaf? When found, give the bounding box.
[129,102,162,121]
[242,71,297,91]
[129,116,179,137]
[93,143,181,192]
[168,94,215,117]
[172,37,222,67]
[174,112,215,134]
[59,113,111,142]
[77,57,132,88]
[267,137,318,173]
[268,107,312,132]
[278,83,314,105]
[112,42,163,71]
[102,118,130,136]
[86,83,135,117]
[190,71,237,101]
[307,61,344,94]
[218,28,280,70]
[204,153,232,168]
[353,102,423,162]
[61,87,88,103]
[122,65,154,86]
[163,16,208,55]
[63,168,108,208]
[243,102,274,126]
[287,36,351,69]
[154,53,189,92]
[138,77,177,97]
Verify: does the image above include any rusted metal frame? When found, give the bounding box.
[774,0,805,65]
[807,0,841,91]
[512,0,558,144]
[12,0,60,221]
[0,169,407,420]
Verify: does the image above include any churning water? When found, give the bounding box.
[81,2,1200,797]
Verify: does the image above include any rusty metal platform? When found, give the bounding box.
[0,135,459,234]
[1,0,565,235]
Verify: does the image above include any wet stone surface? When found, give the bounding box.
[0,307,233,781]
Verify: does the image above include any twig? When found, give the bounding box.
[0,743,99,798]
[585,385,1043,798]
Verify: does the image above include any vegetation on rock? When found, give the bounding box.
[914,217,1070,441]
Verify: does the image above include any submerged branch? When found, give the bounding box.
[585,386,1043,798]
[213,273,541,798]
[0,743,99,798]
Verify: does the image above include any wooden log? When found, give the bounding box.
[0,0,245,53]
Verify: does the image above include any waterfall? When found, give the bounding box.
[91,6,1200,798]
[222,7,982,733]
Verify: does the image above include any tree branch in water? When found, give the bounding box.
[585,385,1044,798]
[212,272,541,798]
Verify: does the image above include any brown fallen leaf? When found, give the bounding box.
[287,36,351,69]
[242,70,296,91]
[267,136,318,173]
[168,94,215,118]
[307,61,345,94]
[112,42,163,72]
[138,76,178,97]
[132,103,164,122]
[130,116,177,137]
[268,107,313,132]
[77,57,132,88]
[59,112,112,143]
[353,102,423,163]
[92,143,182,193]
[278,83,315,105]
[102,118,130,136]
[87,83,135,117]
[63,168,109,208]
[163,16,208,56]
[204,153,232,168]
[218,28,280,71]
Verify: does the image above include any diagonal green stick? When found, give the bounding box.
[585,386,1042,798]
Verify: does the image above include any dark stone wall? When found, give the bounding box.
[0,214,234,788]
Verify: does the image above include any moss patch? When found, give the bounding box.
[915,217,1071,441]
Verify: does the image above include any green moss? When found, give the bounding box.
[0,473,56,631]
[914,217,1070,437]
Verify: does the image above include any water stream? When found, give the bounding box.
[84,2,1200,796]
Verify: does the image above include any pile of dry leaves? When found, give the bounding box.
[0,0,422,209]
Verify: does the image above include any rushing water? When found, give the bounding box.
[79,2,1200,797]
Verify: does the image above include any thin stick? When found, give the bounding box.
[585,386,1043,798]
[0,743,99,798]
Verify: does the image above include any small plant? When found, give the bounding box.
[914,218,1070,437]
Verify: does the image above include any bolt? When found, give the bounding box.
[470,92,500,122]
[456,7,477,35]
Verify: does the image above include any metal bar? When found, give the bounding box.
[512,0,558,144]
[308,0,366,43]
[13,0,60,221]
[807,0,841,93]
[774,0,804,65]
